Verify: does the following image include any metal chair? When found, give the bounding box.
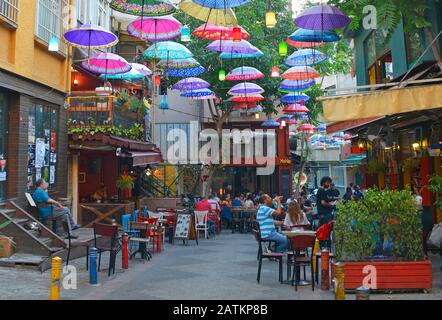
[93,223,120,277]
[62,221,89,268]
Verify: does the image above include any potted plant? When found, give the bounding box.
[428,174,442,211]
[0,221,15,258]
[116,174,135,201]
[334,189,431,291]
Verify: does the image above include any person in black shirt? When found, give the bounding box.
[327,183,340,200]
[316,176,334,227]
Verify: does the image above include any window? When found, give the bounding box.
[75,0,88,24]
[27,104,58,191]
[364,30,394,84]
[405,31,424,67]
[0,0,19,25]
[35,0,68,52]
[98,0,107,27]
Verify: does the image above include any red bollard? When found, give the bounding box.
[122,233,129,269]
[321,249,330,291]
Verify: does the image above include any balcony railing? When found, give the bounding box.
[0,0,19,26]
[67,95,114,127]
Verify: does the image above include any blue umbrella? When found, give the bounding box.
[181,88,214,98]
[163,66,205,77]
[144,41,193,60]
[285,49,328,66]
[193,0,252,8]
[261,119,280,127]
[317,124,327,131]
[220,50,264,59]
[288,28,340,43]
[281,93,310,104]
[279,79,315,92]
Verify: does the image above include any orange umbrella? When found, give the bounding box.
[282,66,320,80]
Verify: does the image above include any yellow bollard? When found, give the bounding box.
[312,239,320,273]
[50,256,62,300]
[334,262,345,300]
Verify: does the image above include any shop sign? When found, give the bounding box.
[279,158,292,165]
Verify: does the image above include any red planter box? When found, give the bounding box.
[334,260,433,291]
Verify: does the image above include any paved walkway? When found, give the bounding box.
[0,231,441,300]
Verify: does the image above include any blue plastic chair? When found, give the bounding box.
[132,210,139,222]
[121,214,138,235]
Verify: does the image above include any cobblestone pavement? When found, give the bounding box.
[0,231,441,300]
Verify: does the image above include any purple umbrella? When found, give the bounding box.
[294,5,351,30]
[63,24,118,49]
[131,63,152,76]
[172,77,210,91]
[206,40,260,54]
[228,82,264,95]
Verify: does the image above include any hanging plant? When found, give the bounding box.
[116,174,135,190]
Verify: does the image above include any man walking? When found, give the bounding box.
[316,176,334,227]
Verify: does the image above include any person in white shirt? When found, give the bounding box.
[208,194,220,212]
[244,194,255,208]
[283,201,310,230]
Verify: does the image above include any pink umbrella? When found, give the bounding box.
[193,23,249,41]
[81,52,131,74]
[282,66,321,80]
[297,123,316,132]
[343,134,353,140]
[127,15,182,41]
[283,104,309,113]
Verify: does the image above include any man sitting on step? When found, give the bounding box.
[32,178,81,238]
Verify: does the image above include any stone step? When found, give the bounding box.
[12,218,30,225]
[0,209,17,218]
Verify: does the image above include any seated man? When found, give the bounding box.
[32,178,80,238]
[256,194,288,253]
[194,196,216,236]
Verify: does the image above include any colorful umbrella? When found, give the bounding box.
[172,77,210,91]
[343,134,353,140]
[277,116,298,125]
[285,49,328,66]
[81,52,131,74]
[207,40,260,54]
[110,0,176,17]
[190,94,217,100]
[180,0,238,27]
[297,123,316,132]
[157,58,200,69]
[279,79,315,92]
[288,29,340,43]
[193,23,249,41]
[144,41,193,60]
[163,66,205,77]
[282,66,321,80]
[219,49,264,59]
[287,38,323,48]
[233,102,257,110]
[127,15,182,41]
[231,94,264,103]
[131,63,153,76]
[193,0,252,8]
[317,124,327,131]
[226,67,264,81]
[99,67,144,80]
[283,104,309,114]
[228,83,264,95]
[261,119,280,127]
[295,5,351,30]
[63,24,118,49]
[181,88,215,98]
[281,93,310,104]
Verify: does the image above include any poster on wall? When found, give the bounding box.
[28,116,35,144]
[35,169,41,181]
[0,158,6,182]
[35,138,45,168]
[51,132,56,152]
[50,153,57,164]
[49,166,55,184]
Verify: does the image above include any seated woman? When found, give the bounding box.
[283,201,310,231]
[219,194,233,227]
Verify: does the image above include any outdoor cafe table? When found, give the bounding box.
[231,207,257,233]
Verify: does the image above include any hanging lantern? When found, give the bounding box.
[159,95,169,110]
[271,66,280,78]
[255,113,260,119]
[232,27,242,42]
[48,36,59,52]
[281,120,286,127]
[265,11,277,28]
[279,42,288,56]
[219,69,226,81]
[181,25,191,42]
[154,75,161,86]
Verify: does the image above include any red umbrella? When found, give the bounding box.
[233,102,257,109]
[297,123,316,131]
[282,66,321,80]
[231,94,264,103]
[283,104,309,113]
[193,23,249,41]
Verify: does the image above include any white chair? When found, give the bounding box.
[194,210,209,239]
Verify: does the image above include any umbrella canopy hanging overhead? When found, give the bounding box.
[63,24,118,49]
[317,124,327,131]
[193,23,249,41]
[144,41,193,60]
[81,52,131,74]
[172,77,210,91]
[228,82,264,95]
[219,49,264,59]
[226,67,264,81]
[180,0,238,27]
[207,40,259,54]
[282,66,321,80]
[110,0,176,16]
[181,88,215,98]
[131,63,153,76]
[127,15,182,41]
[190,94,217,100]
[277,116,298,125]
[287,38,323,48]
[279,79,316,92]
[99,68,144,80]
[157,58,201,69]
[193,0,252,8]
[294,5,351,30]
[230,94,264,103]
[297,123,316,132]
[288,29,340,43]
[285,49,328,66]
[232,102,257,109]
[283,104,310,114]
[281,93,310,104]
[163,66,205,77]
[261,119,280,127]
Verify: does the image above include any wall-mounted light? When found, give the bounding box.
[48,36,59,52]
[73,78,79,87]
[412,142,420,151]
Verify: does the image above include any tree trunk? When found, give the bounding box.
[294,133,306,199]
[203,119,224,198]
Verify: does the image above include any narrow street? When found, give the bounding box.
[0,232,441,300]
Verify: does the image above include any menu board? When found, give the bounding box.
[174,214,191,240]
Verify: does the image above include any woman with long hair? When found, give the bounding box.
[283,201,310,230]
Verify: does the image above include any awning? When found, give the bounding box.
[322,83,442,122]
[326,117,384,134]
[342,154,366,165]
[129,151,163,167]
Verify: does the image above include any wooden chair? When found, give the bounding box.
[93,223,120,277]
[289,234,316,291]
[129,221,154,261]
[194,210,209,239]
[25,192,56,233]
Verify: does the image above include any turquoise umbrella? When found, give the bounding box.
[219,49,264,59]
[100,67,145,80]
[144,41,193,60]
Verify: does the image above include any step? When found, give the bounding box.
[11,218,30,225]
[0,209,17,218]
[0,254,47,269]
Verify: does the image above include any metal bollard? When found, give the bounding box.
[89,247,98,285]
[50,256,62,300]
[321,249,330,291]
[356,286,370,300]
[122,233,129,269]
[334,262,345,300]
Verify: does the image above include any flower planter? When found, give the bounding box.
[333,260,432,291]
[0,237,14,258]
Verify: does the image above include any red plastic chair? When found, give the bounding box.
[138,217,163,252]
